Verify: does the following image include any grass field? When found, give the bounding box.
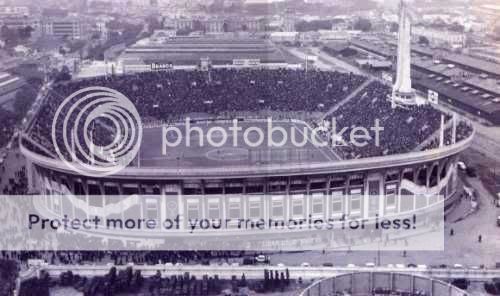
[136,120,339,168]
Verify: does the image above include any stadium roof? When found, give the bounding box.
[350,40,393,58]
[353,39,500,97]
[465,76,500,95]
[122,37,287,65]
[0,72,25,96]
[388,40,500,77]
[444,53,500,77]
[414,74,500,115]
[323,41,350,53]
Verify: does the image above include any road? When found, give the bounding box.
[283,47,346,72]
[309,47,365,75]
[27,264,500,281]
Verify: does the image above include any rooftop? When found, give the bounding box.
[413,73,500,115]
[122,37,287,64]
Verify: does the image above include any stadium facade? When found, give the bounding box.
[18,24,474,246]
[21,121,473,235]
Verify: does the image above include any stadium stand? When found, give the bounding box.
[321,81,445,159]
[26,69,471,163]
[27,69,366,161]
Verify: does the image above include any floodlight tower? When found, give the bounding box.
[391,0,421,107]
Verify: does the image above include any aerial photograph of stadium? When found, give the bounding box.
[0,0,500,294]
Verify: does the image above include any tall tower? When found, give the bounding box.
[391,0,419,107]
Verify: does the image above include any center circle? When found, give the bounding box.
[205,147,250,161]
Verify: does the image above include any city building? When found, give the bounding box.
[269,31,298,44]
[41,18,87,39]
[0,6,29,17]
[0,16,40,29]
[412,26,466,49]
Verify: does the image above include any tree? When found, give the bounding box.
[176,27,195,36]
[55,65,72,82]
[389,22,399,33]
[193,20,205,32]
[0,25,19,46]
[354,18,372,32]
[449,22,464,32]
[239,273,247,287]
[431,18,446,28]
[13,87,37,119]
[147,16,163,33]
[107,266,117,285]
[295,20,332,32]
[418,36,430,46]
[0,259,17,295]
[494,25,500,41]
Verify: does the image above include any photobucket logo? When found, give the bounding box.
[161,117,383,152]
[51,87,142,177]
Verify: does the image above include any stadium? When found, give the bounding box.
[16,64,475,249]
[15,16,476,250]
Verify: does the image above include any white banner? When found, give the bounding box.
[0,194,444,251]
[428,89,439,104]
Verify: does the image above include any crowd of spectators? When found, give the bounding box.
[319,81,447,158]
[0,108,17,149]
[421,121,473,151]
[27,68,366,162]
[25,69,473,162]
[1,166,28,195]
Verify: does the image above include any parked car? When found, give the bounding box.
[301,262,311,267]
[457,161,467,170]
[497,216,500,227]
[322,262,334,267]
[255,255,269,264]
[365,262,376,267]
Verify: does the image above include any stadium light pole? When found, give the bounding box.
[305,53,308,74]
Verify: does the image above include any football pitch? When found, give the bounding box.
[136,120,340,169]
